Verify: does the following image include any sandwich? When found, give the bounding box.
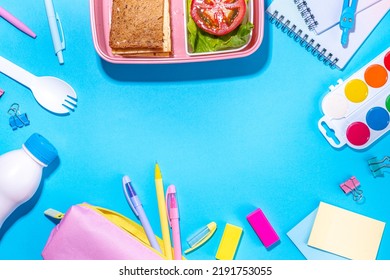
[109,0,171,57]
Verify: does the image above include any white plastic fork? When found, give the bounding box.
[0,55,77,114]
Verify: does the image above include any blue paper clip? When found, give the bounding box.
[368,156,390,177]
[8,103,30,130]
[340,0,358,47]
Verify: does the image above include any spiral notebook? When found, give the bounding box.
[266,0,390,69]
[294,0,382,35]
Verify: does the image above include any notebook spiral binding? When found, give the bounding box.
[269,10,339,69]
[293,0,318,31]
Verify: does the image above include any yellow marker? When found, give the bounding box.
[155,162,173,259]
[216,223,243,260]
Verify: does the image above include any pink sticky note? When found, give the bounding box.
[247,208,280,248]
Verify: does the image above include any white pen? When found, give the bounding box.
[44,0,65,64]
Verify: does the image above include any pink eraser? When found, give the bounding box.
[246,208,280,248]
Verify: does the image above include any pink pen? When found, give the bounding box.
[166,185,182,260]
[0,6,36,38]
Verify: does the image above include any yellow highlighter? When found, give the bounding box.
[154,163,173,259]
[216,223,243,260]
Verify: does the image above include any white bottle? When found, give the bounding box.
[0,133,58,230]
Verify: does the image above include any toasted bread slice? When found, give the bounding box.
[109,0,171,56]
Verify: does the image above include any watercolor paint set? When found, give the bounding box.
[318,47,390,149]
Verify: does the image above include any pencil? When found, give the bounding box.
[154,162,173,259]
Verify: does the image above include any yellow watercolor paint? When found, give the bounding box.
[344,79,368,103]
[216,223,243,260]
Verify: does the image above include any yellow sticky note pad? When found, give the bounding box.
[308,202,386,260]
[216,223,243,260]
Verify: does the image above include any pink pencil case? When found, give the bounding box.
[42,203,167,260]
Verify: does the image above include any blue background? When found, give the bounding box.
[0,0,389,260]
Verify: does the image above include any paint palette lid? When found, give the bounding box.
[90,0,264,64]
[318,47,390,150]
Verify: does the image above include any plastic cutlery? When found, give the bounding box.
[0,55,77,114]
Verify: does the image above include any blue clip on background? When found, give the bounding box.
[8,103,30,130]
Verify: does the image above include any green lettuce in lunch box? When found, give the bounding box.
[187,0,254,53]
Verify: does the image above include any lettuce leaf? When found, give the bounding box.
[187,0,254,53]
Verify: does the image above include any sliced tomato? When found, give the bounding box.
[190,0,247,36]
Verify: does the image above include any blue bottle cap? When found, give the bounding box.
[24,133,58,166]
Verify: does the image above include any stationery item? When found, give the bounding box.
[339,176,364,202]
[154,163,173,259]
[8,103,30,130]
[287,208,347,260]
[368,156,390,177]
[184,222,217,254]
[42,203,169,260]
[0,55,77,114]
[8,113,29,130]
[0,133,58,230]
[308,202,386,260]
[44,208,65,221]
[215,223,243,260]
[44,0,65,64]
[340,0,358,47]
[293,0,381,35]
[246,208,279,249]
[267,0,390,69]
[0,6,36,38]
[166,184,181,260]
[318,47,390,149]
[122,175,162,253]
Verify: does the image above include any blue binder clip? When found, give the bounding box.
[340,0,358,47]
[8,103,30,130]
[368,156,390,177]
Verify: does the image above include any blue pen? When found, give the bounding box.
[44,0,65,64]
[122,175,162,253]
